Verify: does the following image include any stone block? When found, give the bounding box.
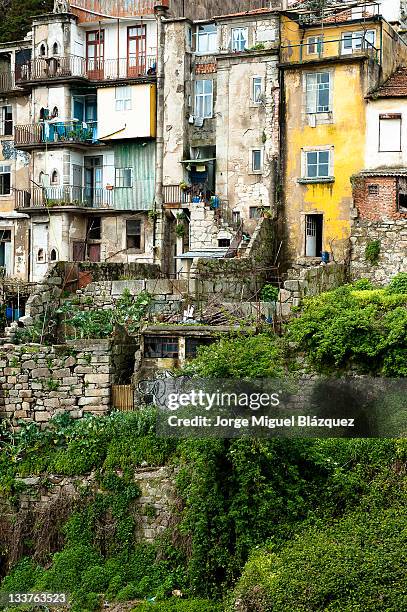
[84,373,110,384]
[35,411,51,422]
[31,368,50,378]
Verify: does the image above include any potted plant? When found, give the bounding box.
[179,181,190,191]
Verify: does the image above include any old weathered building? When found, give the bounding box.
[279,1,407,268]
[161,7,281,275]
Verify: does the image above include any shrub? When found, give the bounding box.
[230,506,407,612]
[365,239,381,265]
[260,284,279,303]
[387,272,407,294]
[351,278,374,290]
[134,599,223,611]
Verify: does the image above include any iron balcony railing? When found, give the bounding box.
[15,186,114,209]
[15,53,157,83]
[14,121,98,147]
[280,36,379,64]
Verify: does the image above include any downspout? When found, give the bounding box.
[153,5,168,267]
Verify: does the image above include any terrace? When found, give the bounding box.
[14,120,99,150]
[280,34,380,65]
[15,186,113,210]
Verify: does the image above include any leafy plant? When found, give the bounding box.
[387,272,407,294]
[365,239,381,265]
[260,283,279,303]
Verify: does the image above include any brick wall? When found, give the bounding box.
[352,175,407,221]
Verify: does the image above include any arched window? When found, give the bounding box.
[39,43,46,57]
[51,170,59,185]
[50,248,58,261]
[37,248,45,262]
[39,171,44,185]
[52,42,59,55]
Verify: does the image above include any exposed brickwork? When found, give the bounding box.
[352,175,407,221]
[195,63,217,74]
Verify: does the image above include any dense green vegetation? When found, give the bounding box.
[0,276,406,610]
[0,0,53,43]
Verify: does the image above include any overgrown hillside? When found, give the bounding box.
[0,277,405,611]
[0,0,53,43]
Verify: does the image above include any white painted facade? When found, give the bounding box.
[365,97,407,168]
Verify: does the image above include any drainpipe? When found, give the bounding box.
[154,4,168,267]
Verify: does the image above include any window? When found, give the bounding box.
[368,184,379,196]
[87,217,101,240]
[197,24,217,53]
[218,238,230,247]
[195,79,213,118]
[398,177,407,212]
[50,248,58,261]
[252,76,263,103]
[0,105,12,136]
[232,210,241,225]
[341,30,375,54]
[37,248,45,262]
[379,114,401,152]
[251,149,262,173]
[52,42,59,55]
[39,43,46,56]
[0,165,11,195]
[231,27,248,51]
[305,150,330,179]
[115,86,132,111]
[306,72,331,113]
[249,206,261,219]
[185,337,214,358]
[144,335,179,358]
[115,167,133,188]
[307,36,323,55]
[126,219,142,250]
[50,170,59,185]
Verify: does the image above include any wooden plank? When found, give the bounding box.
[112,384,134,411]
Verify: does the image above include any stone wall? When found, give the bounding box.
[278,262,347,317]
[0,340,113,425]
[350,219,407,284]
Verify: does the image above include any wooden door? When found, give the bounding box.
[88,243,101,262]
[86,30,104,79]
[127,25,146,77]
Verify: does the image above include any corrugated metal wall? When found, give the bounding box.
[114,141,155,211]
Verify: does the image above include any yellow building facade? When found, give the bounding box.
[279,11,407,266]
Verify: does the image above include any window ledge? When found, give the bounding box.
[297,177,335,184]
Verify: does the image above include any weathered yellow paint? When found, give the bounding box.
[280,14,407,264]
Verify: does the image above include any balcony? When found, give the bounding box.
[14,121,99,150]
[280,36,379,65]
[15,54,157,85]
[15,186,113,210]
[0,71,25,94]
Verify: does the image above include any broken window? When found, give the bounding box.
[126,219,142,250]
[306,72,330,113]
[87,217,101,240]
[368,184,379,196]
[397,177,407,212]
[0,164,11,195]
[379,114,401,152]
[196,24,217,54]
[0,105,12,136]
[185,337,214,358]
[144,336,179,358]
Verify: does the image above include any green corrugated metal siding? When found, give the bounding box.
[114,142,155,211]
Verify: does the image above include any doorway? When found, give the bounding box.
[86,30,104,79]
[84,156,103,207]
[31,223,48,281]
[305,214,323,257]
[127,25,146,77]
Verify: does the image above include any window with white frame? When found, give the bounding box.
[307,35,323,55]
[252,76,263,103]
[196,24,217,53]
[379,114,401,152]
[251,149,263,173]
[304,150,331,179]
[195,79,213,118]
[341,30,375,54]
[231,27,248,51]
[0,105,12,136]
[115,86,132,111]
[0,164,11,195]
[115,167,133,187]
[306,72,331,113]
